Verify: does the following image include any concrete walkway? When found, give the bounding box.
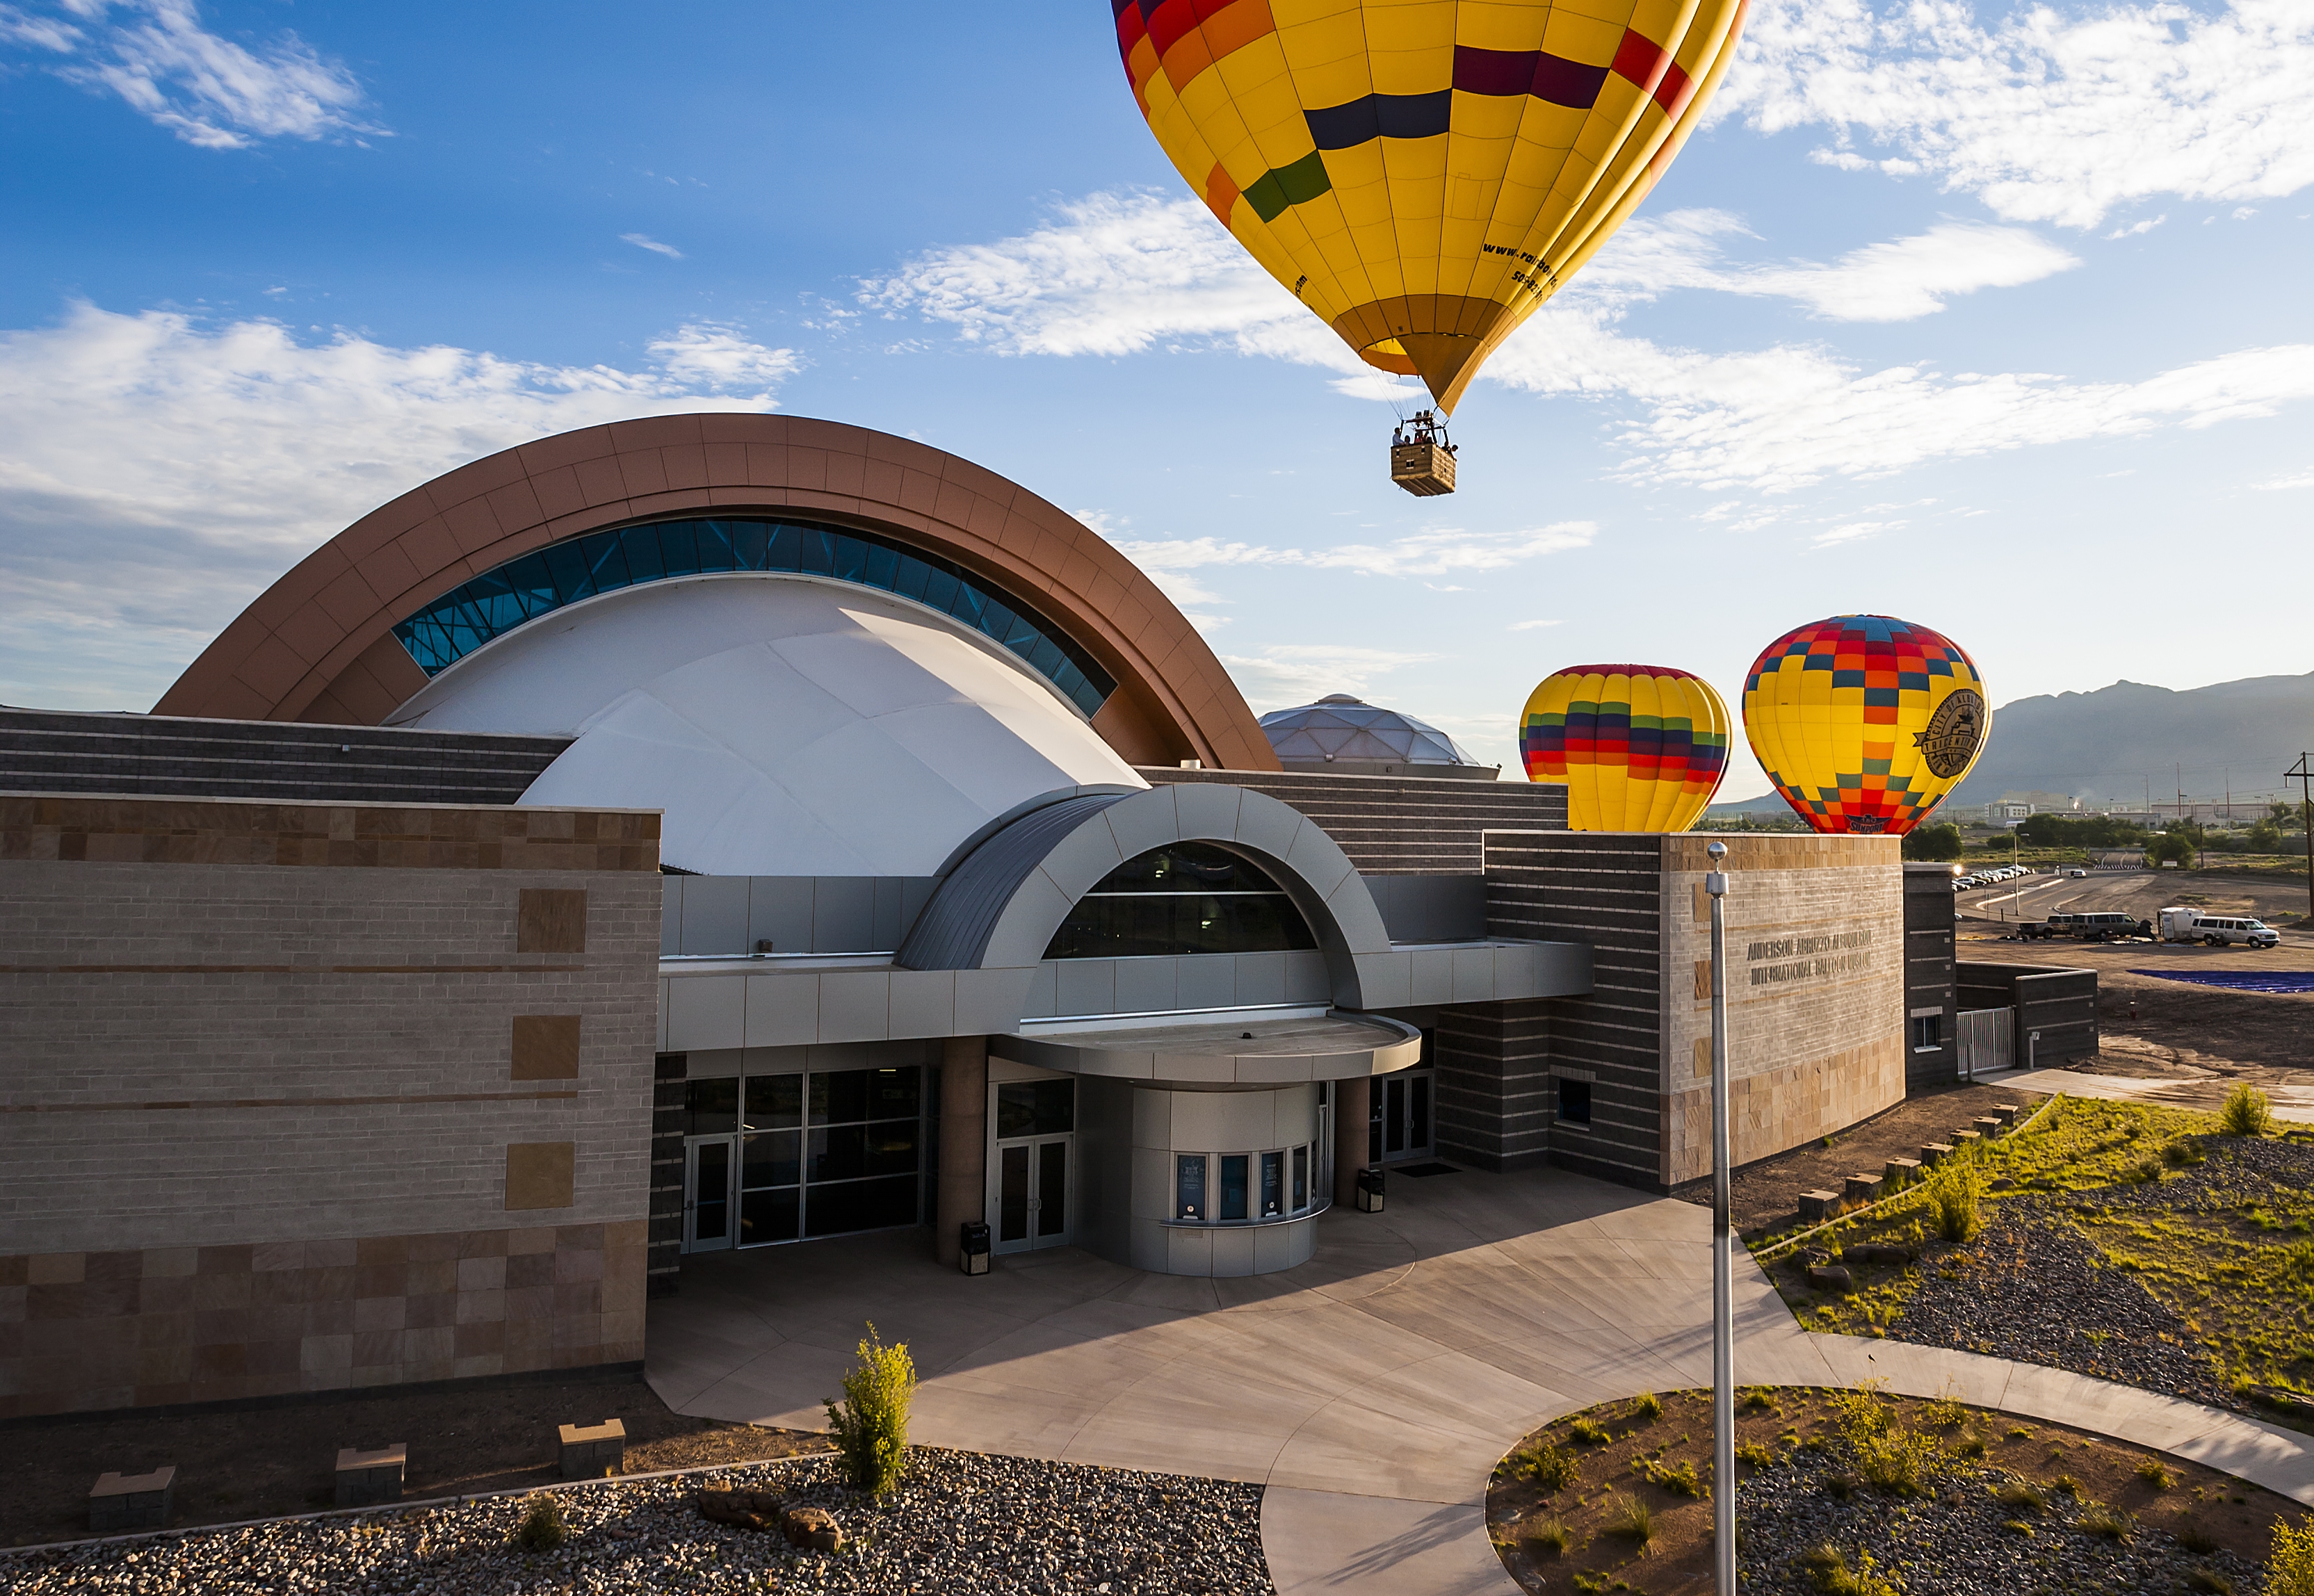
[645,1165,2314,1595]
[1999,1064,2314,1121]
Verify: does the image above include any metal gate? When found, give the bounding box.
[1957,1008,2013,1079]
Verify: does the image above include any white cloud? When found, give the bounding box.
[2105,215,2167,239]
[1580,211,2078,320]
[0,302,791,708]
[621,232,684,260]
[2254,470,2314,491]
[1217,644,1437,714]
[1484,297,2314,492]
[645,323,800,393]
[1813,519,1904,548]
[1715,0,2314,228]
[1509,619,1564,630]
[1111,522,1596,583]
[8,0,384,148]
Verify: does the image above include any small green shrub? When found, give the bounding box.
[1635,1456,1702,1497]
[2284,1239,2314,1282]
[1524,1442,1579,1493]
[2221,1083,2274,1137]
[2186,1568,2235,1595]
[1929,1153,1986,1243]
[512,1492,566,1552]
[2076,1502,2132,1540]
[1955,1429,1989,1460]
[1855,1427,1941,1496]
[1526,1515,1573,1556]
[2126,1155,2163,1184]
[2162,1138,2206,1168]
[1737,1441,1775,1468]
[1801,1542,1900,1596]
[1740,1386,1778,1412]
[2051,1474,2082,1497]
[2274,1515,2314,1596]
[1922,1385,1967,1430]
[1569,1417,1612,1446]
[1996,1479,2047,1514]
[2135,1456,2174,1490]
[1823,1472,1856,1500]
[1630,1391,1663,1422]
[1829,1383,1892,1444]
[1603,1492,1655,1549]
[824,1323,916,1496]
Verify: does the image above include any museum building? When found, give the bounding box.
[0,415,1935,1419]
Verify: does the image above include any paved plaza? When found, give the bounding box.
[647,1163,2314,1595]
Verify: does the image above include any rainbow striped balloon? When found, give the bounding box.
[1521,665,1730,831]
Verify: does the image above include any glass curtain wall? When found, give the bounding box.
[684,1065,925,1246]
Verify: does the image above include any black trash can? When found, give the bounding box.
[1355,1166,1385,1213]
[960,1220,991,1276]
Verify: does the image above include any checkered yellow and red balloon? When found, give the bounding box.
[1740,614,1989,837]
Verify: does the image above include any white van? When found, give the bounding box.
[2158,907,2280,949]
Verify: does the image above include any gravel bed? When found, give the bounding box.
[1736,1442,2268,1595]
[0,1448,1272,1595]
[1891,1196,2231,1408]
[1887,1135,2314,1412]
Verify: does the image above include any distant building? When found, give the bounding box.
[2000,791,2079,814]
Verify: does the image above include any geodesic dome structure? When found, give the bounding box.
[1257,694,1496,779]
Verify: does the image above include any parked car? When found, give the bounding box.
[2023,911,2151,942]
[2157,908,2280,949]
[2063,868,2087,878]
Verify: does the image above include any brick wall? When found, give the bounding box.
[0,795,661,1417]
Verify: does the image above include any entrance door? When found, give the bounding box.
[994,1135,1071,1254]
[1370,1071,1434,1163]
[685,1136,738,1251]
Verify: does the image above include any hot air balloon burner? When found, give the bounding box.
[1389,411,1457,497]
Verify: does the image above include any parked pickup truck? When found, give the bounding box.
[2022,911,2151,942]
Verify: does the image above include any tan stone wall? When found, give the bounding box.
[1659,835,1904,1185]
[0,795,659,1417]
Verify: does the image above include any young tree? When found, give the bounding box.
[1901,822,1963,861]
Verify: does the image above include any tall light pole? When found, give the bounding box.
[1705,840,1735,1595]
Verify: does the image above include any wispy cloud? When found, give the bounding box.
[1216,644,1438,714]
[1713,0,2314,228]
[1509,619,1564,631]
[5,0,385,148]
[2254,469,2314,490]
[1110,523,1597,583]
[2105,215,2168,240]
[621,232,684,260]
[0,302,797,708]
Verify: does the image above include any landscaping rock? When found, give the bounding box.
[1845,1244,1912,1268]
[1807,1264,1854,1294]
[697,1486,784,1532]
[782,1504,843,1552]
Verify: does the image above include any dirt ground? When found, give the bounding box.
[0,1374,827,1548]
[1676,1083,2049,1237]
[1487,1387,2291,1596]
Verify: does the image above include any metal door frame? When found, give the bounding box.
[989,1131,1074,1255]
[1372,1069,1435,1163]
[683,1134,739,1253]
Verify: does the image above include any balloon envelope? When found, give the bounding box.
[1741,614,1989,837]
[1112,0,1751,413]
[1521,665,1730,831]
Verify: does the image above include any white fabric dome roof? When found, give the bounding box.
[389,575,1145,875]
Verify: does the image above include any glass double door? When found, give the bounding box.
[686,1136,736,1251]
[1369,1070,1434,1164]
[995,1136,1070,1253]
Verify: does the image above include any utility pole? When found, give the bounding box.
[2290,754,2314,929]
[1705,841,1735,1596]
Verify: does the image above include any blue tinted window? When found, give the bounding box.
[391,516,1116,716]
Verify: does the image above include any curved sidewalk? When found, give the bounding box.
[643,1165,2314,1596]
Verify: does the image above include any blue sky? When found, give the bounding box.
[3,0,2311,802]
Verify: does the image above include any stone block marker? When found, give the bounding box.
[559,1418,626,1479]
[1991,1103,2021,1125]
[1919,1143,1953,1166]
[1972,1116,2005,1139]
[1842,1173,1884,1205]
[1884,1155,1922,1187]
[88,1467,175,1533]
[1799,1189,1843,1223]
[335,1444,407,1509]
[1951,1129,1982,1148]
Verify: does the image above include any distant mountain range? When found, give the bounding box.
[1708,671,2314,817]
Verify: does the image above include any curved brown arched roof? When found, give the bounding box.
[156,414,1279,772]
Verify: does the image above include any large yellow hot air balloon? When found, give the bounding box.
[1521,665,1729,831]
[1112,0,1751,489]
[1741,615,1989,837]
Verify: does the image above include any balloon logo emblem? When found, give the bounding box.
[1913,690,1987,781]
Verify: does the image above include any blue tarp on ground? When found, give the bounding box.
[2129,968,2314,994]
